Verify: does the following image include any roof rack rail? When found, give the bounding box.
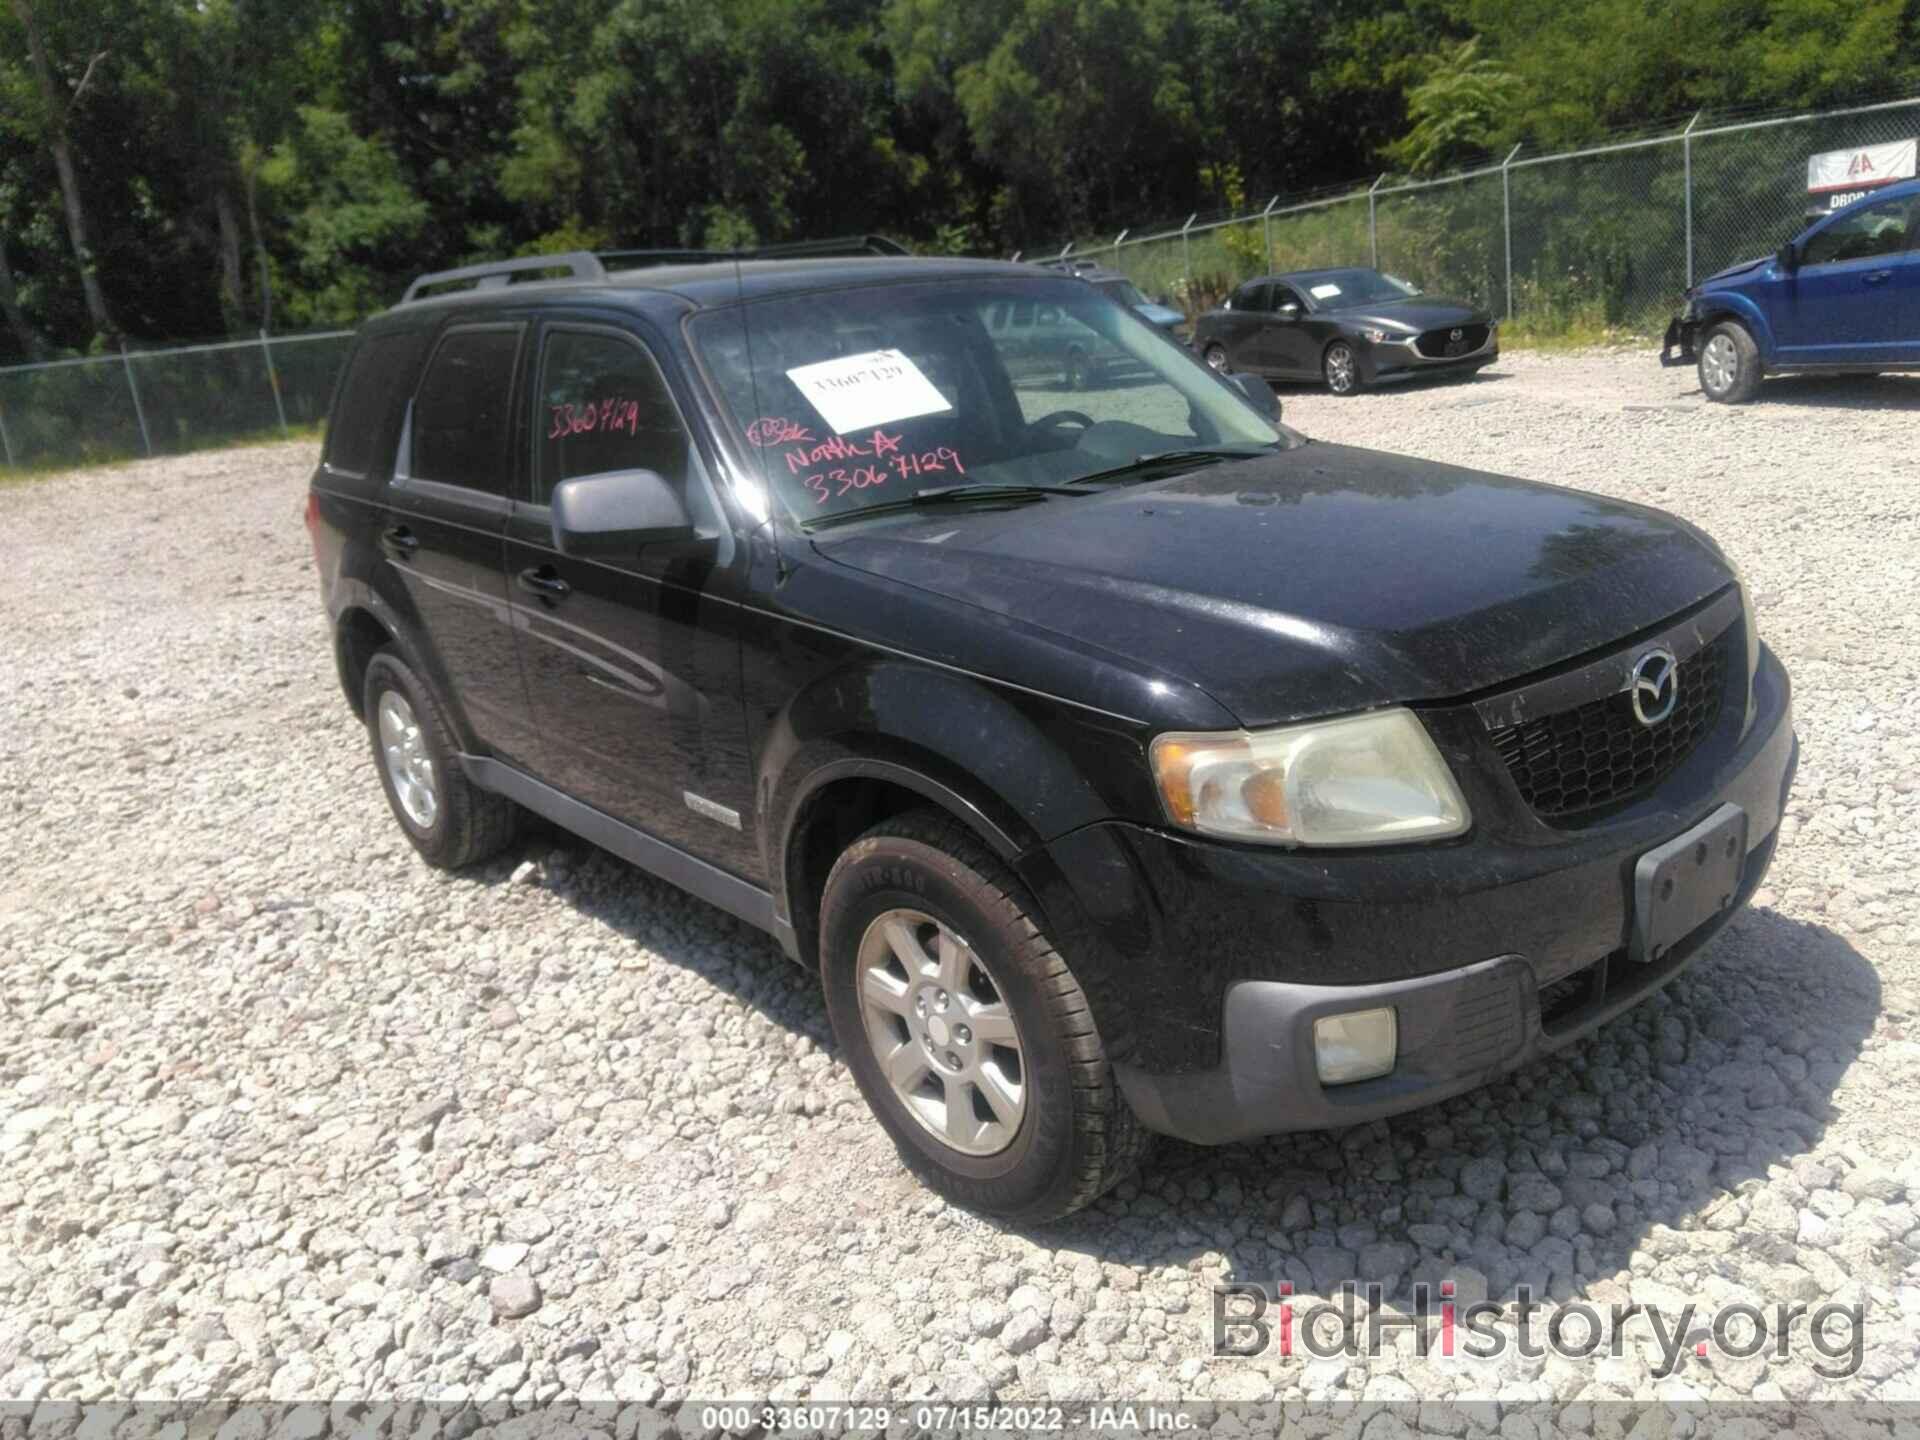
[401,252,608,305]
[399,234,913,304]
[597,234,912,270]
[751,234,912,259]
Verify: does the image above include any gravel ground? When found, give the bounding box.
[3,349,1919,1416]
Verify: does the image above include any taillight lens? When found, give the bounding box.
[304,491,323,568]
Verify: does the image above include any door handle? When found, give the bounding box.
[381,524,419,558]
[516,565,572,603]
[1865,270,1893,284]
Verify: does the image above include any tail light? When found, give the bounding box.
[304,491,323,566]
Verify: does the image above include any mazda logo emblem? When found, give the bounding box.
[1450,327,1464,342]
[1629,648,1680,726]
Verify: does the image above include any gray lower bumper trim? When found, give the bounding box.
[1116,812,1784,1146]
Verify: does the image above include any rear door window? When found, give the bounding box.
[405,325,524,493]
[325,329,430,477]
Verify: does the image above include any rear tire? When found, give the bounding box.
[1202,342,1230,374]
[1697,321,1761,404]
[819,809,1151,1222]
[362,648,519,869]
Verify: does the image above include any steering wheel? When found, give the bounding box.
[1028,409,1095,440]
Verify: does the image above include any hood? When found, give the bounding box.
[1698,254,1771,289]
[814,445,1732,727]
[1135,301,1186,329]
[1326,295,1488,331]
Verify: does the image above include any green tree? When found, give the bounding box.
[1384,38,1521,175]
[887,0,1209,243]
[258,106,429,327]
[5,0,117,339]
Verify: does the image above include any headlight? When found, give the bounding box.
[1361,328,1391,344]
[1150,708,1470,847]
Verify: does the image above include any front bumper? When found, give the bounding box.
[1660,314,1698,367]
[1021,646,1796,1144]
[1363,331,1499,383]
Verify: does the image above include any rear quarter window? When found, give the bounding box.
[325,330,431,477]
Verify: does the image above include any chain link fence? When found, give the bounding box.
[4,91,1914,474]
[1022,93,1920,334]
[0,330,354,474]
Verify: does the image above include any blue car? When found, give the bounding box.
[1662,176,1919,402]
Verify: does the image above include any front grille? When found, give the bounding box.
[1415,324,1490,358]
[1487,629,1732,822]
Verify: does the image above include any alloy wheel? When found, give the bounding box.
[1325,344,1357,394]
[378,691,438,829]
[856,907,1026,1156]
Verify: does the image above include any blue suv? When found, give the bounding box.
[1662,177,1919,402]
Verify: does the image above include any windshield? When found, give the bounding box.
[1097,279,1151,308]
[689,277,1289,524]
[1305,270,1423,309]
[691,276,1290,526]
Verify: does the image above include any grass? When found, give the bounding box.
[0,420,323,484]
[1500,316,1663,352]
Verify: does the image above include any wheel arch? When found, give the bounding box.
[1693,294,1774,360]
[335,605,397,721]
[776,752,1036,975]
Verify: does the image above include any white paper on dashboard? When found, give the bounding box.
[785,349,953,434]
[1309,283,1342,299]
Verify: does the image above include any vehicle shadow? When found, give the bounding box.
[1741,372,1920,412]
[491,826,1878,1323]
[1045,905,1881,1308]
[1271,368,1513,400]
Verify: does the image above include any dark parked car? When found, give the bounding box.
[981,292,1136,389]
[309,248,1794,1222]
[1662,177,1920,403]
[1195,266,1499,394]
[1043,259,1191,341]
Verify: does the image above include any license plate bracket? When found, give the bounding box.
[1630,803,1748,965]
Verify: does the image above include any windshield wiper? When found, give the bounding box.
[801,483,1089,531]
[1067,445,1270,488]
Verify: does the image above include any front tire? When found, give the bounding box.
[362,648,519,869]
[1202,342,1230,374]
[1697,321,1761,404]
[1324,341,1362,395]
[819,810,1150,1222]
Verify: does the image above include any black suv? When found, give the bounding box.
[308,246,1797,1222]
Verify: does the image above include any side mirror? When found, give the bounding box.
[1776,242,1798,272]
[551,469,695,556]
[1276,302,1303,322]
[1230,372,1282,424]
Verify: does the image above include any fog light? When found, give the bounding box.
[1314,1007,1397,1085]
